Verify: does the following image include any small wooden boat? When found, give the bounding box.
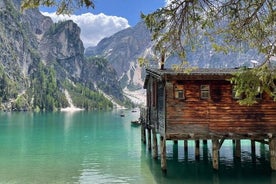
[120,114,125,117]
[131,120,141,127]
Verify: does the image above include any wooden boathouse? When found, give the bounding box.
[141,68,276,171]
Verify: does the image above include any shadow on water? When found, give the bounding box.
[142,140,274,184]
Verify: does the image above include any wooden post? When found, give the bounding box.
[212,139,219,170]
[251,140,256,162]
[152,128,158,159]
[203,140,208,162]
[173,141,178,159]
[141,123,146,144]
[251,140,256,154]
[269,138,276,170]
[147,128,152,150]
[195,140,200,160]
[203,140,208,145]
[184,140,188,153]
[160,136,167,171]
[235,139,241,158]
[174,140,178,144]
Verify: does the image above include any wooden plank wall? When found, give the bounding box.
[165,79,276,136]
[147,77,158,130]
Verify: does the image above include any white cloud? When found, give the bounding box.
[41,12,130,48]
[165,0,173,6]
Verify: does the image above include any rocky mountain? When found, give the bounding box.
[85,22,154,91]
[0,0,128,111]
[85,20,263,95]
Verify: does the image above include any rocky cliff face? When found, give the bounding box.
[0,0,38,90]
[82,57,124,102]
[0,0,126,110]
[85,22,154,91]
[39,20,85,79]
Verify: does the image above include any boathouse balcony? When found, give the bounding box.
[141,68,276,171]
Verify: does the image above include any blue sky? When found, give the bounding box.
[81,0,165,26]
[40,0,167,48]
[41,0,165,26]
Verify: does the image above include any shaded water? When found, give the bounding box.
[0,110,274,183]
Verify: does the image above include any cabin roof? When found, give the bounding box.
[144,68,238,88]
[146,68,237,76]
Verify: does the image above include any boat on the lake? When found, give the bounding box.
[131,120,141,127]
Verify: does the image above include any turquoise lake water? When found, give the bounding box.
[0,110,274,184]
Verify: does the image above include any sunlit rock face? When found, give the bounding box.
[0,0,126,110]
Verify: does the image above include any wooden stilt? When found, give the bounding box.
[251,140,256,155]
[160,136,167,171]
[195,140,200,160]
[174,140,178,144]
[141,123,146,144]
[251,140,256,162]
[184,140,188,153]
[203,140,208,162]
[173,141,178,159]
[235,139,241,158]
[147,128,151,151]
[212,139,219,170]
[203,140,208,145]
[152,128,158,159]
[260,141,266,158]
[269,138,276,170]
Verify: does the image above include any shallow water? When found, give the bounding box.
[0,110,273,184]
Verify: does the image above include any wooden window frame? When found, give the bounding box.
[174,84,185,99]
[200,85,210,99]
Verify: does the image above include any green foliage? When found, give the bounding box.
[12,94,30,111]
[21,0,94,14]
[30,62,66,111]
[0,67,18,103]
[230,64,276,105]
[63,80,113,110]
[143,0,276,62]
[138,57,149,68]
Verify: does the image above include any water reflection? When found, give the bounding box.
[143,140,272,184]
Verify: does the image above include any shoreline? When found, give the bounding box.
[60,107,84,112]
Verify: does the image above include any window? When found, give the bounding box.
[200,85,210,99]
[174,85,185,99]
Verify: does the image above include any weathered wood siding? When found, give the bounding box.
[157,81,165,135]
[165,78,276,138]
[147,77,158,130]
